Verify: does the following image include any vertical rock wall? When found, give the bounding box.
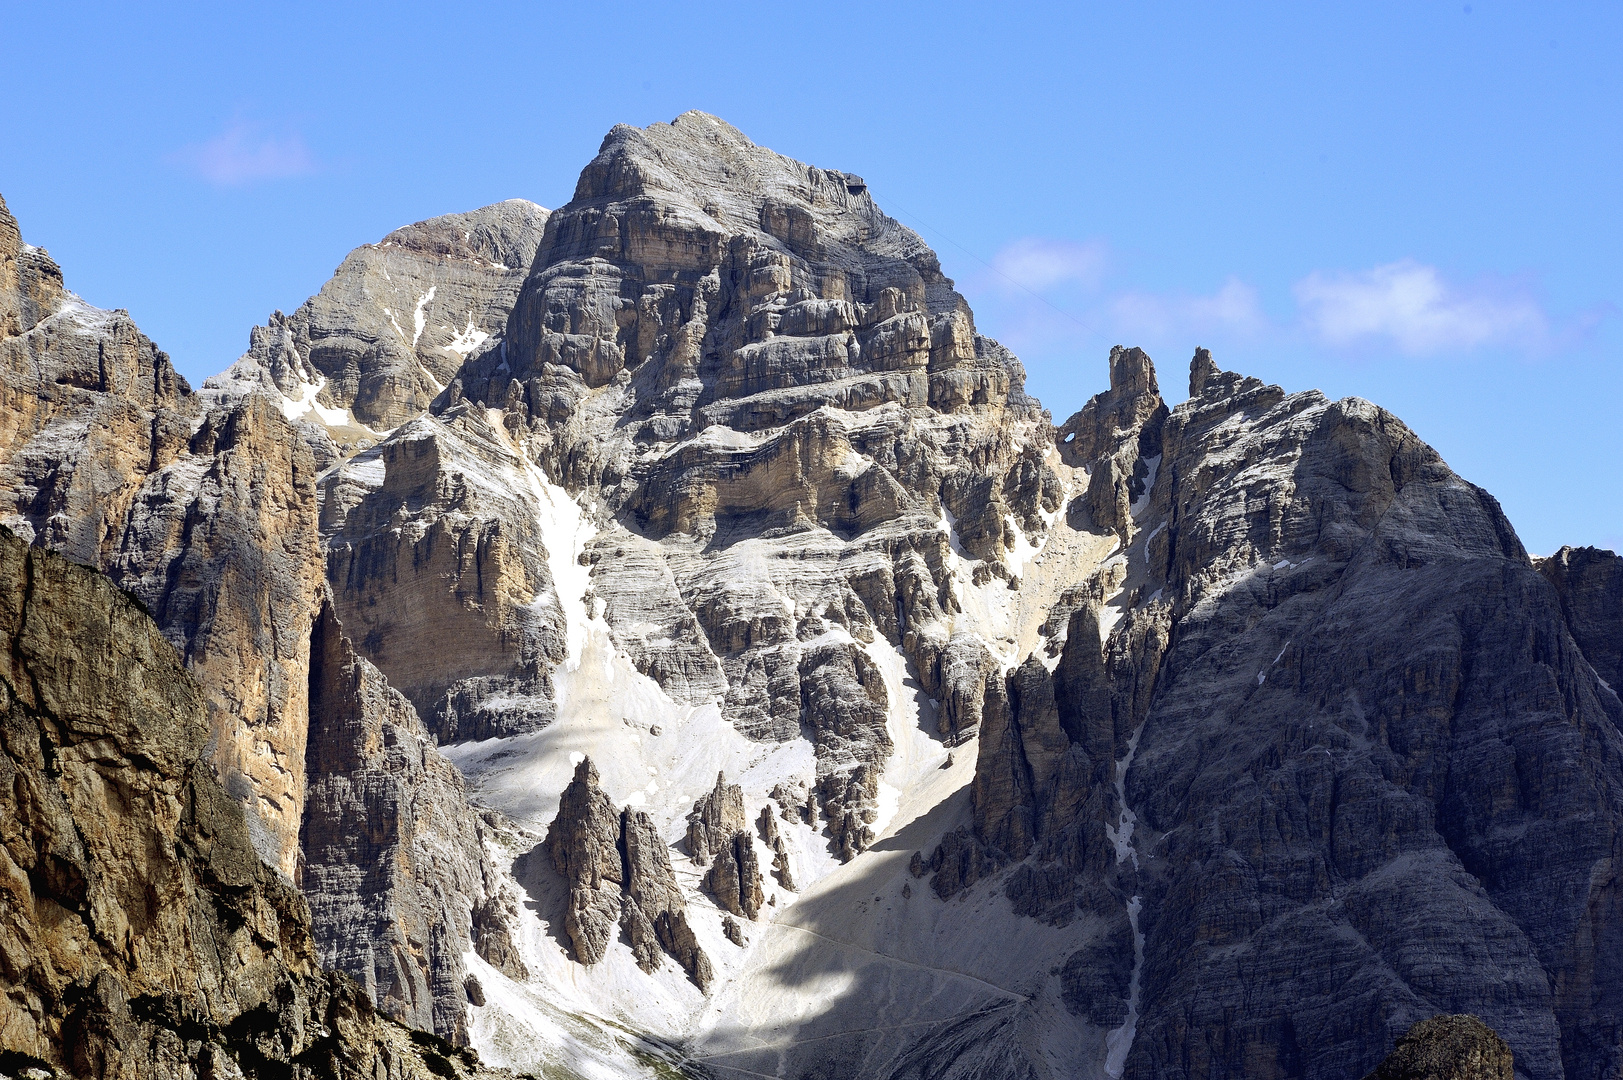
[0,531,507,1079]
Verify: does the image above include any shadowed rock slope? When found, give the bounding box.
[303,599,521,1046]
[932,348,1623,1080]
[0,529,509,1079]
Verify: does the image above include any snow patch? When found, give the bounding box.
[513,447,596,670]
[383,307,408,343]
[278,372,351,427]
[49,295,117,332]
[1143,521,1166,565]
[1005,513,1046,577]
[445,315,491,357]
[1129,455,1161,519]
[1099,711,1150,1075]
[412,286,436,346]
[1103,723,1143,870]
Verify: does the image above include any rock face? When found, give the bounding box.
[934,348,1623,1080]
[318,404,574,739]
[622,808,712,989]
[302,599,512,1046]
[226,202,566,742]
[685,771,748,864]
[800,640,895,860]
[421,111,1058,858]
[1364,1015,1514,1080]
[209,199,549,437]
[0,530,508,1080]
[544,758,711,988]
[0,192,512,1049]
[8,115,1623,1080]
[686,773,765,918]
[1537,546,1623,691]
[544,758,625,966]
[0,193,324,877]
[758,804,796,891]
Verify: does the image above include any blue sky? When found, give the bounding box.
[1,1,1617,554]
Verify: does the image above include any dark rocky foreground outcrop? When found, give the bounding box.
[0,193,322,879]
[0,530,509,1079]
[1364,1015,1514,1080]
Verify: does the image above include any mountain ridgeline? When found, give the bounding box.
[0,112,1619,1080]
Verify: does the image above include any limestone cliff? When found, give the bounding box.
[303,599,517,1046]
[368,112,1065,863]
[0,193,514,1049]
[208,199,549,438]
[0,530,508,1080]
[544,758,711,988]
[0,193,323,877]
[5,114,1622,1080]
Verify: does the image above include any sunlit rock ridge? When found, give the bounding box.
[0,112,1619,1080]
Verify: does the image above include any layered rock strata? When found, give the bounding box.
[237,114,1065,879]
[0,530,508,1080]
[10,112,1623,1080]
[412,112,1061,858]
[318,404,572,738]
[209,199,549,438]
[935,347,1623,1079]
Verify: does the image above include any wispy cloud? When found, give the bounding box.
[172,120,317,186]
[986,237,1109,293]
[1293,259,1549,354]
[967,238,1265,354]
[1110,278,1267,340]
[966,238,1589,366]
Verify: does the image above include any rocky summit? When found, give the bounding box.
[0,111,1619,1080]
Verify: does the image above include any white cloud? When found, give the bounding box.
[986,237,1109,293]
[1293,259,1548,354]
[173,120,317,186]
[968,239,1583,367]
[965,239,1270,360]
[1110,278,1267,340]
